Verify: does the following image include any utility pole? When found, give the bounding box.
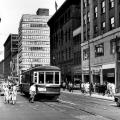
[85,1,91,84]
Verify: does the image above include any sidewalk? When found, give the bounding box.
[61,89,114,101]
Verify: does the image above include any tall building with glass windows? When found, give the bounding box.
[18,9,50,73]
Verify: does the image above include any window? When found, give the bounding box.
[83,15,86,24]
[94,25,98,33]
[55,72,59,84]
[110,40,115,54]
[87,29,90,40]
[33,72,38,83]
[39,72,44,84]
[87,12,90,23]
[95,43,104,57]
[83,0,87,8]
[73,34,81,45]
[101,21,105,30]
[110,17,115,29]
[94,6,98,18]
[101,1,105,13]
[83,32,86,42]
[83,48,89,60]
[74,51,81,65]
[46,72,53,83]
[109,0,114,9]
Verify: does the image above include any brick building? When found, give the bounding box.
[81,0,120,91]
[48,0,81,82]
[4,34,19,79]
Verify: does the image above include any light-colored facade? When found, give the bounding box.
[18,11,50,73]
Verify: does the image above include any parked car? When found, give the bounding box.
[114,93,120,107]
[73,79,81,90]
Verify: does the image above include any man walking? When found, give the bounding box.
[29,83,36,103]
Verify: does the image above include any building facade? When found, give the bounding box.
[0,60,4,79]
[81,0,120,90]
[48,0,81,82]
[18,9,50,74]
[4,34,19,79]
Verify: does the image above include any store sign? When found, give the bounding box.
[91,66,101,75]
[107,73,114,77]
[82,70,89,75]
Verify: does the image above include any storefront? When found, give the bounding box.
[72,66,82,81]
[91,66,101,84]
[102,63,115,84]
[82,68,89,83]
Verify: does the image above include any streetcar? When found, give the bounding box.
[20,65,61,100]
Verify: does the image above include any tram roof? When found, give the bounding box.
[22,65,61,73]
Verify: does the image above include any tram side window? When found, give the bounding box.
[34,72,37,83]
[39,72,44,84]
[21,75,25,83]
[55,72,59,84]
[46,72,53,83]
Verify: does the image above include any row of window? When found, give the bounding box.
[53,8,71,32]
[33,71,59,84]
[83,39,116,60]
[22,41,50,45]
[22,58,50,63]
[22,52,50,57]
[19,63,49,69]
[52,29,71,49]
[54,47,71,63]
[74,51,81,65]
[83,16,114,41]
[22,23,48,28]
[73,34,81,45]
[22,17,49,22]
[22,47,50,51]
[22,29,49,34]
[22,35,49,39]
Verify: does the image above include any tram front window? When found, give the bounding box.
[39,72,44,84]
[46,72,53,84]
[55,72,59,84]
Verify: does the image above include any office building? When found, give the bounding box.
[18,9,50,74]
[4,34,19,79]
[48,0,81,81]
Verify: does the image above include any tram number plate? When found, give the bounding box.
[38,87,46,91]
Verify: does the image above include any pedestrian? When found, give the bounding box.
[4,85,9,104]
[62,81,66,91]
[29,83,36,103]
[68,82,73,92]
[12,83,17,105]
[8,84,13,104]
[89,82,93,96]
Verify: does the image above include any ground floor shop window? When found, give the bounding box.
[84,75,89,83]
[93,75,100,84]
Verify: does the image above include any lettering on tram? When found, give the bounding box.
[20,66,61,100]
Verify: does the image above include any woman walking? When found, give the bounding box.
[12,83,17,105]
[4,85,9,103]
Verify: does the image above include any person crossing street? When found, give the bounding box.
[29,83,36,103]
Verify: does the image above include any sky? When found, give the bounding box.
[0,0,65,61]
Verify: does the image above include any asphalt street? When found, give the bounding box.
[0,92,119,120]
